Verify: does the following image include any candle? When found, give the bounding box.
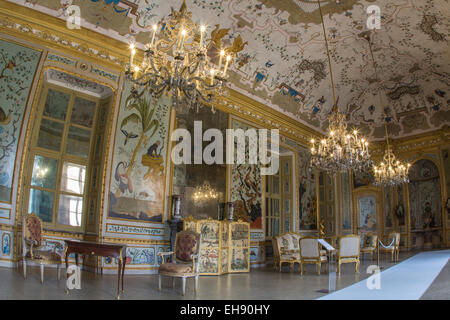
[178,29,186,50]
[210,68,215,84]
[134,66,140,80]
[199,25,205,49]
[223,55,231,76]
[129,43,135,67]
[150,24,157,47]
[218,50,225,72]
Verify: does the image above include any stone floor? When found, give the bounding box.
[0,251,448,300]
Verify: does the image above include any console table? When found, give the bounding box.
[64,240,127,299]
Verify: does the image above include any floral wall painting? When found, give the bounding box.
[395,184,406,227]
[0,39,41,203]
[126,247,155,265]
[359,195,377,233]
[384,186,393,229]
[441,148,450,218]
[408,159,442,231]
[298,145,316,231]
[249,247,258,262]
[230,120,262,229]
[2,233,11,256]
[108,81,171,223]
[341,171,352,232]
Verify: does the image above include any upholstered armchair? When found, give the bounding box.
[22,212,63,284]
[380,232,400,262]
[272,232,301,272]
[299,237,328,275]
[360,233,378,260]
[337,235,361,275]
[158,230,201,295]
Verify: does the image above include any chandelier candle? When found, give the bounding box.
[199,25,205,48]
[129,44,135,67]
[223,55,231,76]
[218,50,224,72]
[150,24,157,47]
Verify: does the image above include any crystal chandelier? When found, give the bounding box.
[192,181,218,203]
[310,104,371,173]
[363,33,411,186]
[310,0,372,173]
[373,146,411,186]
[125,0,235,113]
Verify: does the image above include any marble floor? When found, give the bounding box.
[0,251,448,300]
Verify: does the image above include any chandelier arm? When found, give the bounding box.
[187,60,201,76]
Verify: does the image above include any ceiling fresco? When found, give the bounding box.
[10,0,450,140]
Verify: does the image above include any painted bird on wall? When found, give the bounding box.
[121,129,138,145]
[0,108,11,126]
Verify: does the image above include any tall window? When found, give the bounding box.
[265,155,293,239]
[25,85,99,231]
[318,171,335,237]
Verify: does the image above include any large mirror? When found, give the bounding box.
[172,107,228,219]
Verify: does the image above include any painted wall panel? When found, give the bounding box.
[0,39,41,203]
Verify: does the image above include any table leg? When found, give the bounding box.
[121,257,126,293]
[117,259,122,300]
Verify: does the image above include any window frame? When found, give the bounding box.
[24,83,99,232]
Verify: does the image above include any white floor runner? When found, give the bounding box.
[319,250,450,300]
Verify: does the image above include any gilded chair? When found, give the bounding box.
[337,235,361,275]
[299,237,328,275]
[360,233,378,260]
[22,212,63,284]
[380,232,400,262]
[272,232,301,272]
[158,230,201,295]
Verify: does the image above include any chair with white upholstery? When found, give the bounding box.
[272,232,301,272]
[299,237,328,275]
[337,235,361,275]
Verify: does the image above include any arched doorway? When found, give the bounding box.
[408,159,443,249]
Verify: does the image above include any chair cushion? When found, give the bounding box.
[175,233,198,262]
[303,256,327,262]
[361,247,375,252]
[320,249,327,256]
[26,249,61,263]
[159,263,193,274]
[24,215,42,247]
[340,257,357,263]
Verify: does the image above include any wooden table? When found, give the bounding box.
[64,240,127,299]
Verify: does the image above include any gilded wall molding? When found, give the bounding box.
[0,1,128,72]
[369,126,450,160]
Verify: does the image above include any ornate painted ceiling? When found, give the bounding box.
[9,0,450,140]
